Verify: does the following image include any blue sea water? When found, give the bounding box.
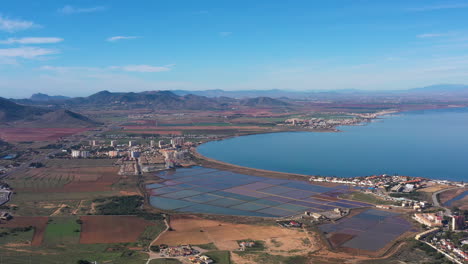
[198,107,468,181]
[444,190,468,207]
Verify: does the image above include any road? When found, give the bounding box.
[432,186,464,215]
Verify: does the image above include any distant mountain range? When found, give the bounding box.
[0,97,100,127]
[173,84,468,98]
[13,84,468,103]
[10,90,292,110]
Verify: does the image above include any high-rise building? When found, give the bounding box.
[71,150,81,158]
[171,137,184,147]
[158,140,165,148]
[452,215,465,230]
[150,140,155,148]
[110,140,116,147]
[129,140,136,147]
[80,151,90,158]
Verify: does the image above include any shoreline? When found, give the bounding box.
[191,108,467,185]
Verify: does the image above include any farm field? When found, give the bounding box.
[79,215,160,244]
[0,243,149,264]
[7,166,121,192]
[0,127,90,142]
[43,217,81,245]
[0,216,49,246]
[154,215,316,253]
[5,159,140,216]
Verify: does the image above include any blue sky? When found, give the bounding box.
[1,0,468,98]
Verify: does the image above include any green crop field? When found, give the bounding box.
[0,227,34,246]
[43,217,81,245]
[205,251,232,264]
[0,244,148,264]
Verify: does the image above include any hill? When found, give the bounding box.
[30,93,70,101]
[0,97,51,122]
[0,97,99,127]
[31,109,102,127]
[240,97,291,107]
[67,90,225,110]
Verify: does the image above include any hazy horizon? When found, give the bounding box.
[2,0,468,97]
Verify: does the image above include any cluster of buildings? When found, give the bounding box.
[71,149,91,158]
[281,117,365,130]
[304,208,349,222]
[238,241,256,251]
[0,182,13,222]
[413,213,444,227]
[423,234,468,264]
[189,255,213,264]
[159,245,199,257]
[277,220,303,228]
[309,174,425,189]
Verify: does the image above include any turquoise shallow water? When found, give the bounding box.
[198,108,468,181]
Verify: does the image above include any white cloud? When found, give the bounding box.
[39,64,173,73]
[110,64,173,72]
[219,32,232,37]
[107,36,139,42]
[58,5,106,14]
[0,15,37,32]
[0,37,64,45]
[0,47,58,58]
[417,33,449,38]
[408,3,468,11]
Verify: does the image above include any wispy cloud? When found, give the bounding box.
[0,37,63,45]
[0,47,58,58]
[110,65,173,72]
[0,15,38,32]
[107,36,139,42]
[417,33,450,38]
[40,64,173,73]
[58,5,107,15]
[408,3,468,11]
[219,32,232,37]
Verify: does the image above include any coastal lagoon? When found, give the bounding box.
[198,107,468,181]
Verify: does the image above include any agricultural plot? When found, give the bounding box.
[319,209,412,253]
[0,127,90,142]
[79,215,158,244]
[148,167,370,217]
[7,165,122,193]
[43,217,81,245]
[0,216,49,246]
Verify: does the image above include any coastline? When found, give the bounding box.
[189,109,398,183]
[191,107,468,184]
[192,148,339,187]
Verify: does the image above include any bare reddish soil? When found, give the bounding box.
[79,215,155,244]
[1,216,49,246]
[17,166,121,193]
[123,130,183,135]
[122,125,268,130]
[0,128,90,142]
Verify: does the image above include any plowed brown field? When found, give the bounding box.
[79,215,155,244]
